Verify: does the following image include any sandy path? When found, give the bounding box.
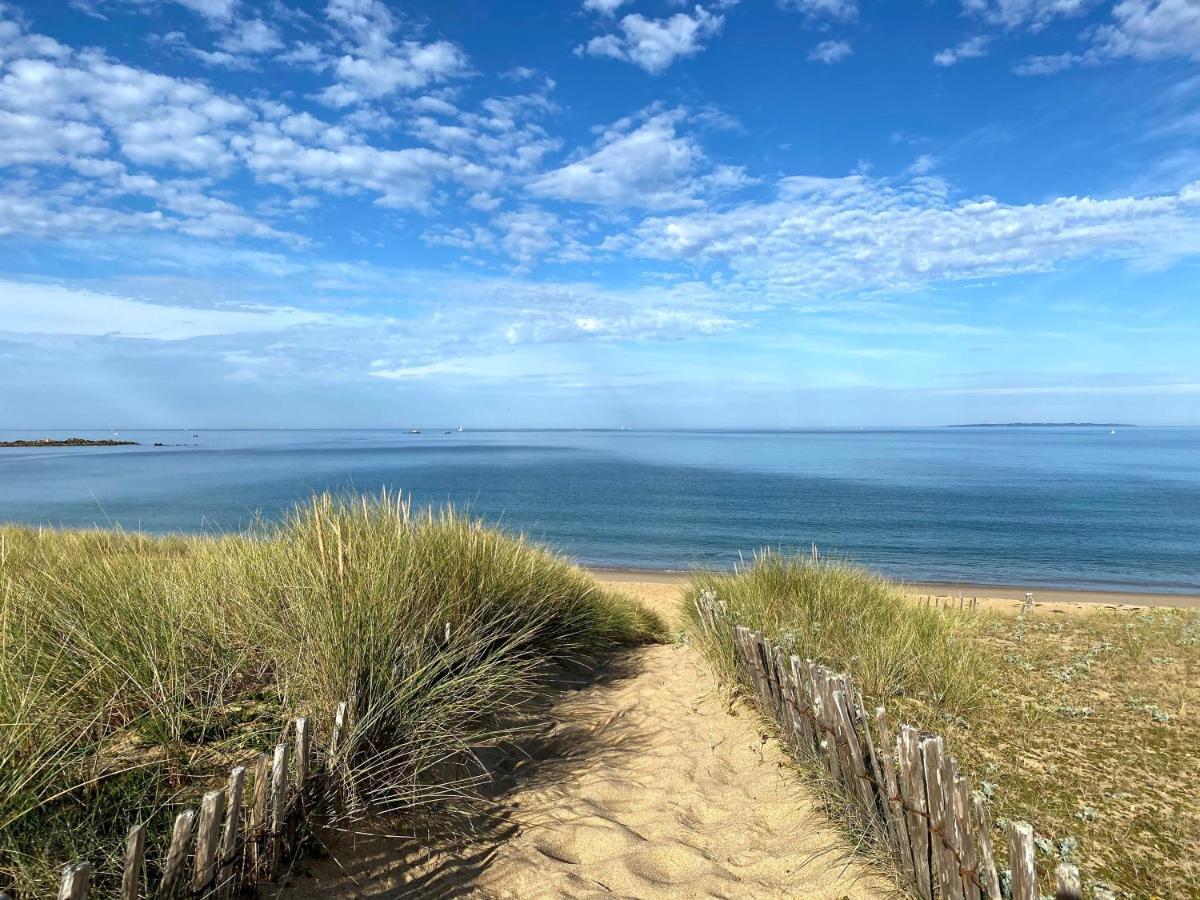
[286,581,889,899]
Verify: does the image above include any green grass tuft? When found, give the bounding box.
[683,549,984,713]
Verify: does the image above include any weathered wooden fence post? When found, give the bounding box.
[1055,863,1082,900]
[121,822,145,900]
[295,717,311,791]
[269,741,290,879]
[57,862,91,900]
[192,789,226,893]
[218,765,246,898]
[1008,820,1038,900]
[159,808,197,896]
[249,751,271,874]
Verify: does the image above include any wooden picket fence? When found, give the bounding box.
[45,701,351,899]
[917,594,980,611]
[693,591,1083,900]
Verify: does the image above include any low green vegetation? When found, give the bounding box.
[683,551,1199,899]
[0,493,662,896]
[962,607,1199,898]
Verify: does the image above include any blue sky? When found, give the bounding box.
[1,0,1198,427]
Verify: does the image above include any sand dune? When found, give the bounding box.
[285,580,889,898]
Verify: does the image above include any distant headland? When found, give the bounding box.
[0,437,139,448]
[947,423,1135,428]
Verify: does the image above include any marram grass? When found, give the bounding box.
[683,550,985,713]
[0,493,663,896]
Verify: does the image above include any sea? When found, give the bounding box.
[1,427,1197,594]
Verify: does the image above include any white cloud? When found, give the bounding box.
[1091,0,1200,63]
[579,5,726,74]
[236,122,496,209]
[407,86,561,173]
[1015,0,1200,73]
[582,0,631,14]
[621,174,1200,297]
[495,209,560,266]
[960,0,1096,30]
[278,42,325,66]
[217,19,283,55]
[906,153,941,175]
[1013,51,1083,74]
[320,40,469,106]
[779,0,858,21]
[0,14,505,222]
[0,280,336,340]
[934,36,990,66]
[0,172,302,244]
[0,110,108,166]
[0,53,254,170]
[421,223,496,251]
[528,110,742,209]
[168,0,237,23]
[808,39,852,63]
[324,0,393,39]
[319,0,469,105]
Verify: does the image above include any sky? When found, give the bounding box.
[1,0,1199,428]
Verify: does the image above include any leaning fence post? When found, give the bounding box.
[160,808,197,896]
[218,765,246,899]
[1055,863,1083,900]
[1007,821,1038,900]
[855,693,888,839]
[121,823,146,900]
[192,789,226,893]
[875,707,913,880]
[58,862,92,900]
[832,689,877,823]
[972,794,1002,898]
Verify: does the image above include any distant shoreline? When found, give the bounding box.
[589,567,1200,607]
[945,422,1134,428]
[0,437,139,448]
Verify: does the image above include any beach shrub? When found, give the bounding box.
[0,493,662,896]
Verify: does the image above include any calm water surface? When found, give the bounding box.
[1,427,1197,593]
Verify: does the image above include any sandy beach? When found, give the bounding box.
[591,567,1200,609]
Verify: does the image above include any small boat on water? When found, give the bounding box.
[410,429,421,434]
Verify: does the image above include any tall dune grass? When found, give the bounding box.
[684,550,984,713]
[0,493,662,896]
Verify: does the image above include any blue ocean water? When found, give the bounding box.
[1,427,1197,593]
